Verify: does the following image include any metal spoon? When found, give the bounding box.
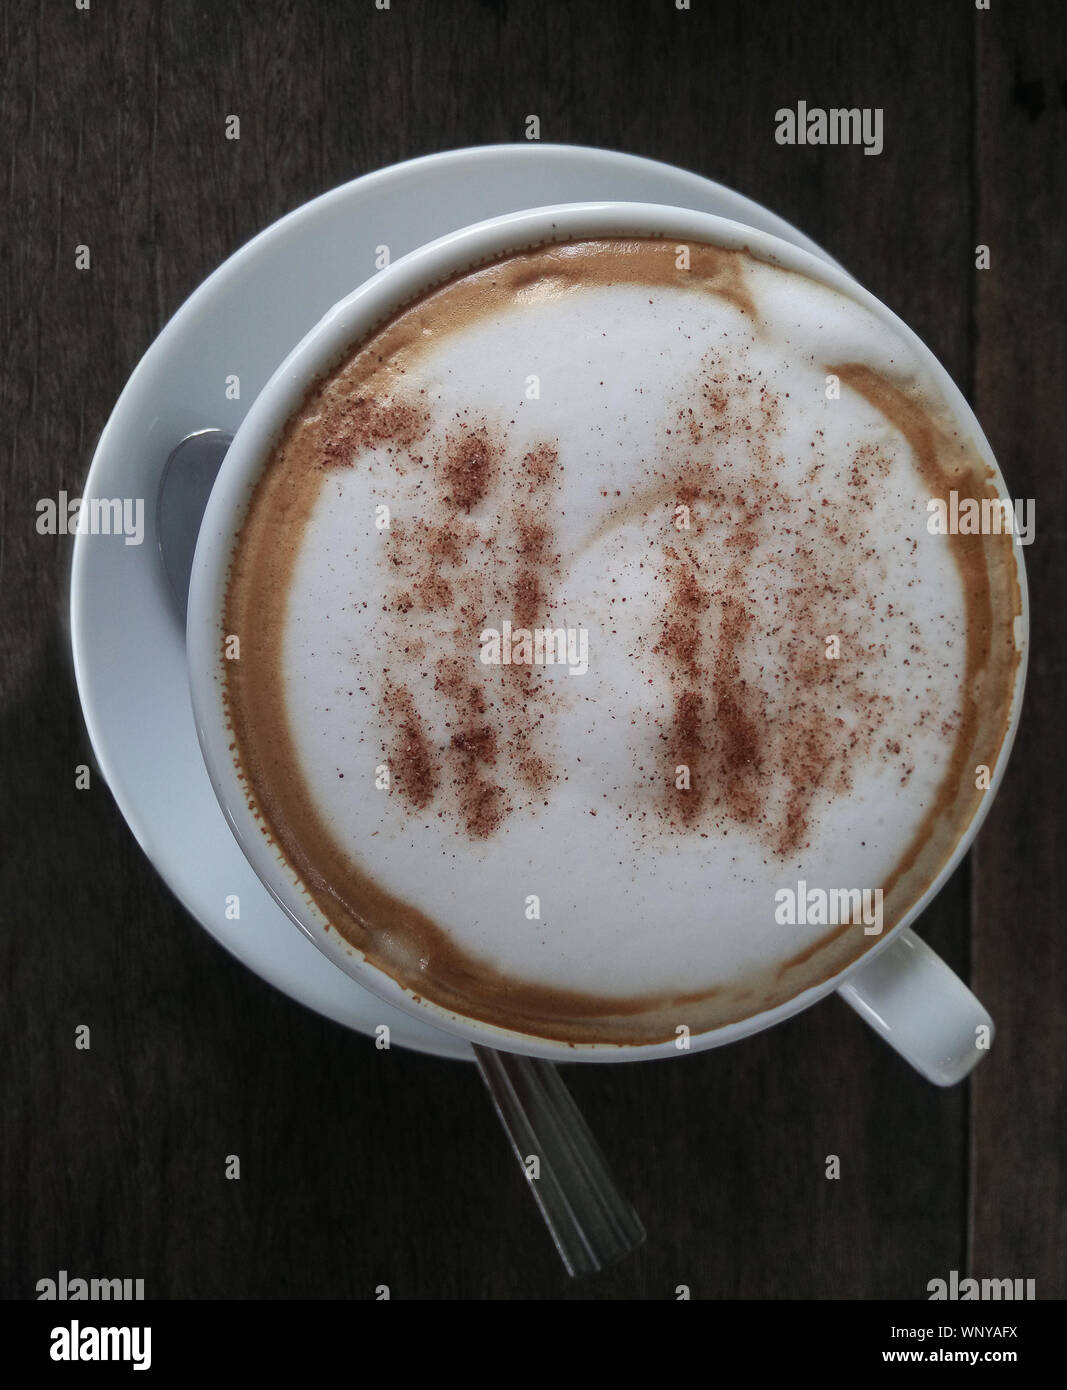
[157,429,234,621]
[158,430,646,1276]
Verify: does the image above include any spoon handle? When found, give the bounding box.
[472,1044,645,1277]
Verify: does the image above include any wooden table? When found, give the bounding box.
[2,0,1062,1299]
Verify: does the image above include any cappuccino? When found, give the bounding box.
[223,237,1021,1044]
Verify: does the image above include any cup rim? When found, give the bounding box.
[186,200,1030,1062]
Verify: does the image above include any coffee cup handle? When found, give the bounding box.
[836,928,993,1086]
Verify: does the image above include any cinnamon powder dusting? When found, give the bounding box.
[712,596,764,827]
[374,406,564,837]
[648,360,920,856]
[368,346,940,858]
[317,395,429,464]
[382,683,439,810]
[440,425,499,512]
[522,442,559,488]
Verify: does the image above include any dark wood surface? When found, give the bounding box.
[1,0,1062,1300]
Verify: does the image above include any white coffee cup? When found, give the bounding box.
[186,202,1028,1082]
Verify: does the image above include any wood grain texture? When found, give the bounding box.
[0,0,1060,1300]
[970,0,1066,1296]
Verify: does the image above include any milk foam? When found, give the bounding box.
[271,252,970,1004]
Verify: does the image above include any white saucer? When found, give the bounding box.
[69,143,847,1062]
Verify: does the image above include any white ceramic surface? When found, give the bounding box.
[69,144,857,1062]
[185,198,1029,1077]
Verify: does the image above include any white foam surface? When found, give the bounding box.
[280,261,966,998]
